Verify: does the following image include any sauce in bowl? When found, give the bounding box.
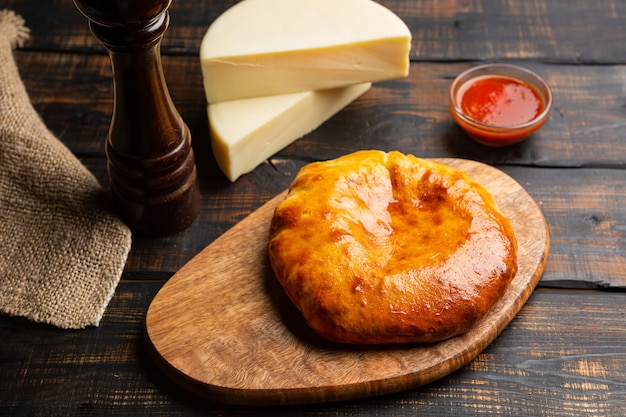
[449,64,552,146]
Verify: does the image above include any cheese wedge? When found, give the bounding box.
[209,83,371,181]
[200,0,410,103]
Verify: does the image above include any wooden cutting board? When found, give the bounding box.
[145,158,549,406]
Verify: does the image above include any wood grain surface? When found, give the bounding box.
[3,0,626,415]
[145,159,549,405]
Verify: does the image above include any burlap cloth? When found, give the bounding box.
[0,10,132,329]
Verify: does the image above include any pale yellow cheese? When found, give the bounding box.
[209,83,371,181]
[200,0,410,103]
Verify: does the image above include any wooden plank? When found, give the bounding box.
[285,62,626,168]
[400,0,626,63]
[0,0,236,54]
[2,286,625,416]
[503,166,626,289]
[12,51,626,167]
[11,49,626,289]
[2,0,625,63]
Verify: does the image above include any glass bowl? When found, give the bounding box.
[448,63,552,146]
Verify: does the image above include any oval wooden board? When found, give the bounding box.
[145,158,549,406]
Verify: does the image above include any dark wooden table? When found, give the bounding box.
[2,0,626,415]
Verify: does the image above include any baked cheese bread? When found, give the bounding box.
[268,150,517,344]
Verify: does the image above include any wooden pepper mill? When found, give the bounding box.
[73,0,201,236]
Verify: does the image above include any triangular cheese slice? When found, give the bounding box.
[200,0,410,103]
[209,83,371,181]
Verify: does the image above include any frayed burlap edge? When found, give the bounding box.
[0,9,29,48]
[0,10,132,329]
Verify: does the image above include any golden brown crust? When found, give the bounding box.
[268,150,517,344]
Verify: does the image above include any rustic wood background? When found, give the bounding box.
[2,0,626,416]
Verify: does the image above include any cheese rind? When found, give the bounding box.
[200,0,410,103]
[209,83,371,181]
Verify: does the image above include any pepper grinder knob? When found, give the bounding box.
[73,0,201,236]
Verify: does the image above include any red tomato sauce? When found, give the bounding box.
[457,75,544,127]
